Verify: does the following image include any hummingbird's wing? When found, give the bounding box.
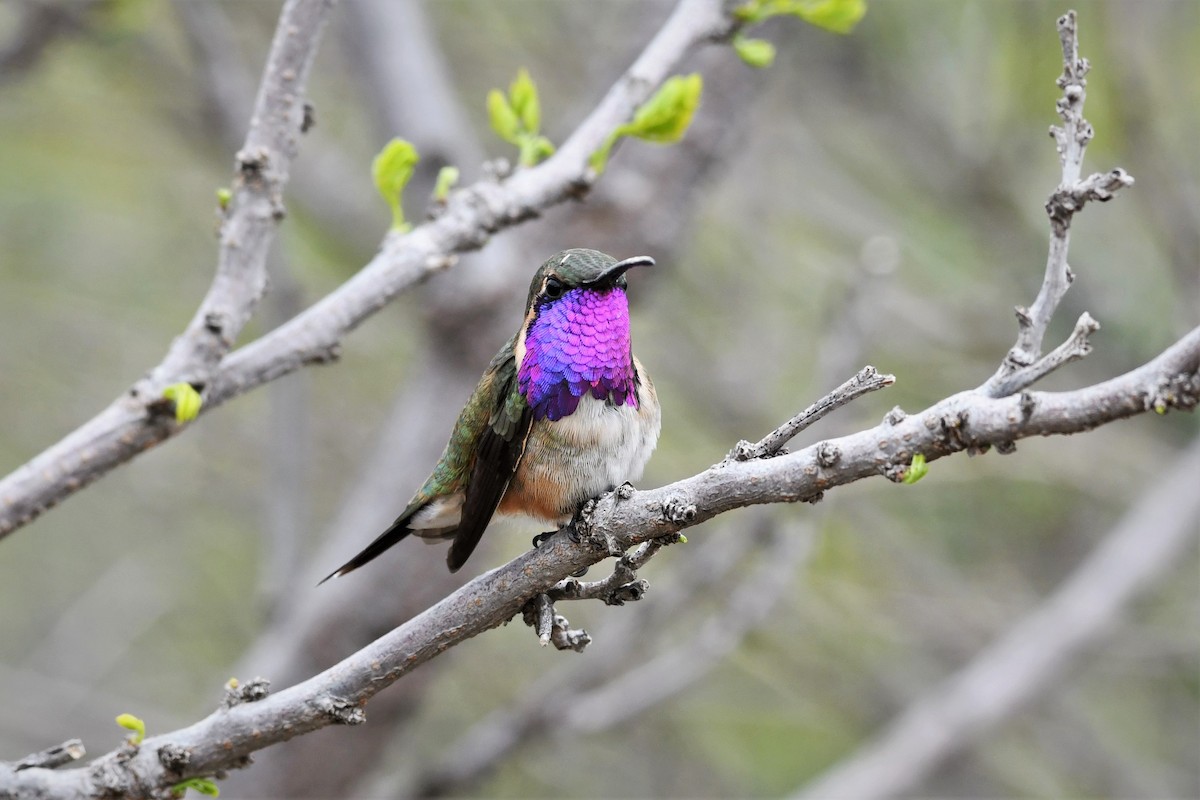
[446,351,532,572]
[320,339,531,583]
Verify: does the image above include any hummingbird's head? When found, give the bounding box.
[524,248,654,310]
[516,249,654,421]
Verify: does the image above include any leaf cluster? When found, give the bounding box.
[488,69,555,167]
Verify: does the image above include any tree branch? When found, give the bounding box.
[0,0,337,540]
[0,0,737,543]
[981,9,1134,397]
[3,325,1196,798]
[733,365,895,461]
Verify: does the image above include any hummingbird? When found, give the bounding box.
[323,248,661,580]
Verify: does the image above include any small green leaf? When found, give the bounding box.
[589,74,704,174]
[734,0,867,33]
[162,383,203,424]
[116,713,146,745]
[509,68,541,134]
[733,36,776,68]
[172,777,220,797]
[790,0,866,33]
[487,89,520,144]
[434,166,459,203]
[901,453,928,485]
[620,73,703,143]
[677,533,688,544]
[215,187,232,211]
[372,138,419,232]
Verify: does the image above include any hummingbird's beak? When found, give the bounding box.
[590,255,655,286]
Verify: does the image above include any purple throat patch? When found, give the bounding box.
[518,287,637,421]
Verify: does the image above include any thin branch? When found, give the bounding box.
[13,740,84,772]
[733,365,896,461]
[523,534,673,651]
[0,0,736,543]
[981,10,1134,397]
[3,323,1196,799]
[546,539,662,605]
[793,435,1200,800]
[985,311,1099,398]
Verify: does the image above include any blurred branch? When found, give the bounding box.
[981,10,1133,398]
[0,0,100,86]
[793,434,1200,800]
[4,334,1198,796]
[0,0,336,539]
[0,0,738,543]
[173,0,378,242]
[342,0,485,170]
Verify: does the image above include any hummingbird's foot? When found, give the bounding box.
[531,530,557,549]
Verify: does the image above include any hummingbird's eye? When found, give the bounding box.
[543,277,566,300]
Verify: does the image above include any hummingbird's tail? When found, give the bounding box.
[318,511,417,585]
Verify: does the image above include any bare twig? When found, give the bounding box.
[13,739,84,772]
[733,366,895,461]
[546,540,662,605]
[521,596,592,653]
[981,10,1134,398]
[985,312,1099,398]
[794,435,1200,800]
[3,323,1196,799]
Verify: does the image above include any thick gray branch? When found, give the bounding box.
[4,325,1196,799]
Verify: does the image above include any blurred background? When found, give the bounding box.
[1,1,1197,797]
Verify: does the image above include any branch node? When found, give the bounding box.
[222,676,271,708]
[236,146,270,183]
[1020,391,1037,421]
[730,439,756,462]
[522,594,591,651]
[204,311,229,337]
[157,743,192,775]
[1150,371,1200,415]
[662,495,697,525]
[882,406,907,426]
[482,157,512,181]
[815,441,841,467]
[317,695,366,726]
